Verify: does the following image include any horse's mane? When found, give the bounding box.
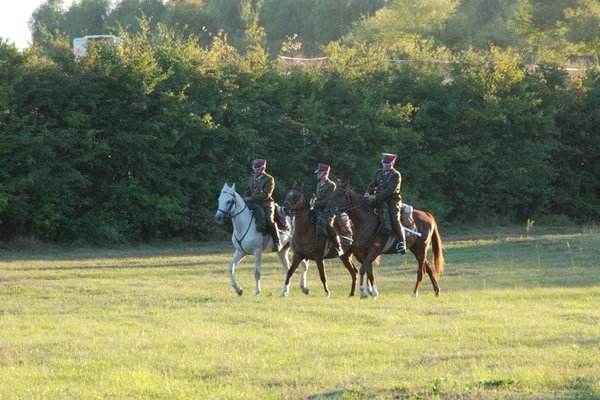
[336,182,367,203]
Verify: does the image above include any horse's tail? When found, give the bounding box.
[431,219,445,276]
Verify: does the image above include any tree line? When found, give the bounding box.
[27,0,600,65]
[1,1,599,244]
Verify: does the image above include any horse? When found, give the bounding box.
[214,183,309,296]
[280,183,359,297]
[326,183,444,299]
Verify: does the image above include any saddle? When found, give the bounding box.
[401,204,417,232]
[334,212,354,240]
[275,204,290,232]
[376,203,417,235]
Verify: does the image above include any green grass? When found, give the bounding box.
[1,230,599,399]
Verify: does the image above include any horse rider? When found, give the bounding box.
[363,153,406,254]
[244,159,281,252]
[312,163,343,256]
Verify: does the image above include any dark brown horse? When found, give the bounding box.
[281,183,359,297]
[326,183,444,298]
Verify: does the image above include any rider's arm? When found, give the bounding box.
[365,170,379,195]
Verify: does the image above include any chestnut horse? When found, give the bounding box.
[326,183,444,298]
[281,184,359,297]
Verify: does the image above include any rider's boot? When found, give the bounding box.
[269,223,282,252]
[395,225,407,254]
[326,225,343,256]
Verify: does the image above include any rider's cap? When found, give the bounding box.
[381,153,397,166]
[314,163,330,174]
[252,159,266,170]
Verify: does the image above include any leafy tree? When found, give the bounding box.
[510,0,579,64]
[443,0,522,51]
[344,0,456,61]
[106,0,167,34]
[163,0,212,39]
[29,0,67,49]
[63,0,112,37]
[563,0,600,64]
[551,69,600,220]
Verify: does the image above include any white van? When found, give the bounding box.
[73,35,121,58]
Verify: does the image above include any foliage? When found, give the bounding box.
[2,3,600,243]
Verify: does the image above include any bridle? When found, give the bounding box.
[330,186,358,215]
[285,187,318,250]
[218,191,247,220]
[284,188,310,216]
[218,190,253,255]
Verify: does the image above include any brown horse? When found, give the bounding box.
[326,183,444,298]
[281,183,359,297]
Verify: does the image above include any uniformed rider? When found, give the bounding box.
[364,153,406,254]
[244,159,281,252]
[313,163,343,256]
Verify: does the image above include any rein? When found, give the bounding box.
[218,192,247,219]
[221,191,254,255]
[334,187,379,241]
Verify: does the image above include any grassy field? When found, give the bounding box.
[1,227,599,399]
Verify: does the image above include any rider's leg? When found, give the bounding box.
[250,202,266,233]
[265,204,281,252]
[326,223,343,256]
[390,201,406,254]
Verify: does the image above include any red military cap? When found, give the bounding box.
[314,163,330,174]
[252,159,267,169]
[381,153,397,166]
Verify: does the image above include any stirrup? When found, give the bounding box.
[340,235,353,245]
[396,241,406,254]
[333,246,344,257]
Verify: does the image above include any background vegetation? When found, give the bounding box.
[1,229,599,398]
[1,0,599,244]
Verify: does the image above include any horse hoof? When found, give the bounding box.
[360,294,368,299]
[237,289,243,296]
[324,291,331,298]
[349,292,355,297]
[411,292,418,298]
[281,291,288,297]
[301,287,310,295]
[255,290,261,297]
[435,291,440,297]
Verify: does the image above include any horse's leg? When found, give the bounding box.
[281,253,304,297]
[359,263,368,299]
[365,249,380,299]
[253,250,263,296]
[412,250,426,298]
[424,259,441,297]
[299,259,310,295]
[316,258,331,298]
[228,249,246,296]
[276,247,291,275]
[340,253,358,297]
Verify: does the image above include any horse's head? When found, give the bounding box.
[325,182,352,217]
[282,183,305,216]
[214,183,238,223]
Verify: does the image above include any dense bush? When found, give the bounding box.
[0,29,598,244]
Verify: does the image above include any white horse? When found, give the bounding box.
[214,183,309,296]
